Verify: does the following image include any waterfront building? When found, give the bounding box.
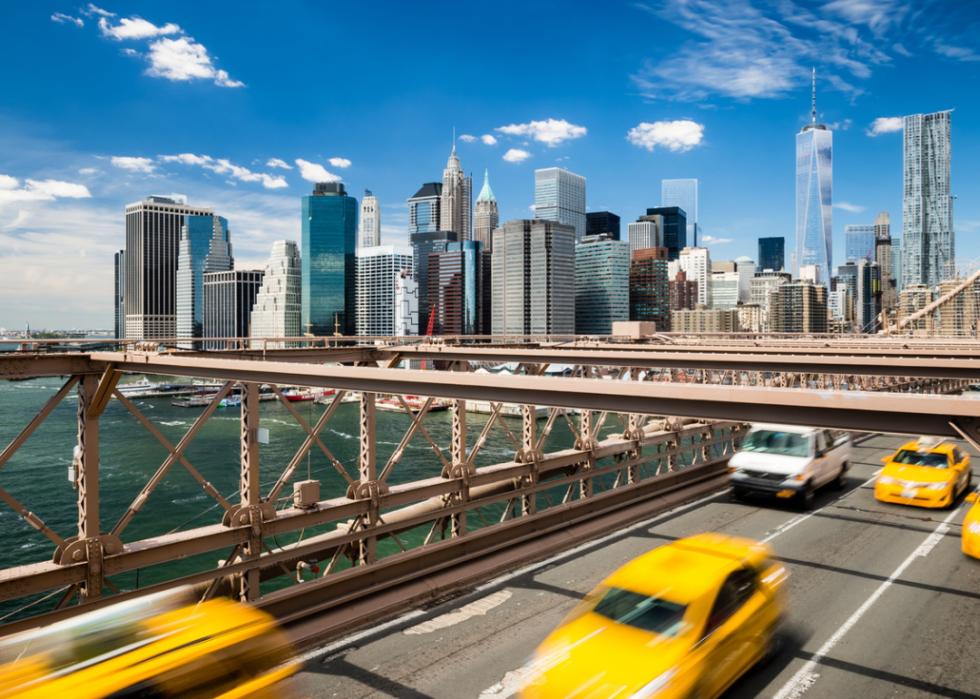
[428,240,492,335]
[845,224,875,262]
[491,219,575,335]
[875,212,897,318]
[795,70,833,284]
[645,207,687,261]
[586,211,621,241]
[408,182,442,235]
[301,182,358,336]
[903,110,954,288]
[114,250,125,339]
[678,246,711,307]
[203,270,263,348]
[440,144,472,239]
[758,237,785,272]
[176,214,232,347]
[769,280,828,333]
[669,269,698,311]
[661,179,699,246]
[575,235,630,334]
[628,215,661,253]
[124,195,213,340]
[355,245,414,337]
[473,170,499,250]
[629,247,671,331]
[250,240,302,346]
[672,307,740,333]
[411,230,458,329]
[358,190,380,249]
[534,167,586,240]
[394,270,419,336]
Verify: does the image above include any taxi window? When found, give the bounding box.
[591,587,688,636]
[704,568,757,635]
[892,450,949,468]
[953,448,965,464]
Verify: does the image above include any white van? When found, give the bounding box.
[728,424,852,509]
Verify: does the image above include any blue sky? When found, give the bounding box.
[1,1,979,329]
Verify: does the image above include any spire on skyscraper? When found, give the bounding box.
[477,168,495,202]
[811,67,817,124]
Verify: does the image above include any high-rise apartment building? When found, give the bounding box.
[629,247,671,331]
[408,183,442,235]
[795,70,833,284]
[661,179,699,246]
[428,240,492,335]
[672,308,741,333]
[734,256,756,303]
[709,272,740,310]
[898,284,934,333]
[669,269,698,311]
[124,195,213,340]
[301,182,357,336]
[358,190,380,249]
[411,230,458,329]
[355,245,414,337]
[440,145,472,239]
[875,212,897,317]
[628,215,661,253]
[394,270,419,336]
[645,207,687,261]
[586,211,621,241]
[473,170,499,250]
[751,271,791,331]
[491,219,575,335]
[534,167,586,240]
[114,250,125,339]
[903,110,953,288]
[575,235,630,334]
[936,277,980,336]
[678,247,711,306]
[250,240,302,346]
[176,214,232,347]
[758,237,785,272]
[769,280,828,333]
[203,270,264,348]
[845,224,875,262]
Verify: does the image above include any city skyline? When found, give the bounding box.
[2,1,980,327]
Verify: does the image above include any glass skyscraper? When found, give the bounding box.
[301,182,358,336]
[408,182,442,235]
[410,230,458,330]
[758,237,785,272]
[661,179,698,246]
[429,240,491,335]
[645,207,687,261]
[845,225,875,262]
[176,214,232,346]
[795,72,833,284]
[114,250,125,339]
[534,167,586,240]
[576,237,630,334]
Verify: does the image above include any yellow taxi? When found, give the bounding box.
[519,533,787,699]
[874,440,972,509]
[0,588,298,698]
[963,492,980,559]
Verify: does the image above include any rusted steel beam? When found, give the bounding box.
[0,375,78,472]
[0,354,98,379]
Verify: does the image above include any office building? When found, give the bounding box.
[575,235,630,334]
[586,211,621,241]
[672,307,741,333]
[534,167,586,240]
[856,259,882,333]
[440,144,472,239]
[734,256,756,303]
[628,215,661,253]
[491,219,575,335]
[428,240,492,335]
[678,246,711,306]
[408,182,442,235]
[903,110,954,288]
[473,170,499,250]
[124,196,214,340]
[898,284,934,333]
[769,280,828,333]
[751,271,791,331]
[892,243,903,292]
[661,179,699,246]
[669,269,698,311]
[394,270,419,336]
[176,214,232,347]
[203,270,263,348]
[358,190,380,249]
[828,287,849,322]
[114,250,125,339]
[629,247,671,331]
[709,272,740,310]
[737,304,763,333]
[301,182,358,336]
[250,240,302,347]
[845,224,875,262]
[795,70,833,284]
[355,245,414,336]
[799,264,820,284]
[645,207,687,260]
[874,213,897,316]
[758,237,785,272]
[411,230,458,329]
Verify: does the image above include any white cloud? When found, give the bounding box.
[51,12,84,27]
[146,37,244,87]
[0,175,19,190]
[458,134,477,143]
[495,118,587,146]
[626,120,705,152]
[82,4,115,18]
[110,156,155,173]
[98,16,180,40]
[502,148,531,163]
[2,209,31,229]
[294,159,341,183]
[78,167,99,175]
[834,201,865,213]
[328,157,352,169]
[867,116,903,136]
[160,153,287,189]
[934,42,980,63]
[0,177,92,205]
[266,158,292,170]
[701,234,733,244]
[481,134,498,145]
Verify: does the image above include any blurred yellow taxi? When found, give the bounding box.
[963,492,980,559]
[519,533,787,699]
[0,588,298,698]
[874,440,972,509]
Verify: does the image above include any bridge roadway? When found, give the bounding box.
[285,434,980,699]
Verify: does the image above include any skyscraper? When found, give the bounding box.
[770,281,828,333]
[393,270,419,336]
[678,246,711,306]
[661,179,699,246]
[203,270,264,348]
[492,219,576,335]
[757,237,785,272]
[124,195,213,340]
[845,224,875,262]
[429,240,492,335]
[534,167,586,240]
[114,250,125,339]
[408,183,442,234]
[411,230,458,329]
[795,69,833,284]
[176,214,232,347]
[355,245,414,336]
[629,247,671,331]
[645,207,687,260]
[358,190,380,249]
[301,182,358,336]
[473,170,499,250]
[440,144,472,239]
[586,211,621,241]
[575,235,630,334]
[250,240,302,346]
[875,212,897,315]
[628,215,661,253]
[903,110,953,288]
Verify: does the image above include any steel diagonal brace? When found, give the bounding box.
[394,395,450,473]
[0,486,65,547]
[0,375,78,473]
[380,395,436,483]
[949,418,980,456]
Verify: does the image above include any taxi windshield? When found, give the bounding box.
[592,587,687,636]
[892,449,949,468]
[739,430,810,457]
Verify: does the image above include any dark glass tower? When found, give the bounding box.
[758,237,785,272]
[644,207,687,261]
[301,182,358,336]
[586,211,621,241]
[411,230,458,330]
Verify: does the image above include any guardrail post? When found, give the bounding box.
[357,391,378,564]
[577,409,594,499]
[449,397,468,537]
[239,382,261,601]
[518,404,538,515]
[76,374,102,602]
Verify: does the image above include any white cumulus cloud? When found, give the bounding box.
[110,156,156,173]
[328,157,352,169]
[78,167,99,175]
[627,120,705,152]
[834,201,865,213]
[294,159,341,183]
[98,16,180,40]
[481,134,497,145]
[0,175,19,190]
[160,153,287,189]
[502,148,531,163]
[458,134,477,143]
[495,118,587,146]
[701,234,733,245]
[266,158,292,170]
[146,37,244,87]
[0,176,91,205]
[51,13,84,27]
[867,116,903,136]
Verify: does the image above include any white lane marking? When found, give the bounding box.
[771,504,961,699]
[404,590,512,635]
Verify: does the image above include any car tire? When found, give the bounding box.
[833,463,848,490]
[797,482,815,510]
[731,487,745,502]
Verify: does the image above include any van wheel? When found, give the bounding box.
[833,463,848,490]
[797,483,815,510]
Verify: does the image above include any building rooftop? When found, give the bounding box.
[410,182,442,199]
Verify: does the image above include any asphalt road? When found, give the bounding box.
[288,434,980,698]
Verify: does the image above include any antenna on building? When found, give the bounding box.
[811,67,817,124]
[452,125,456,154]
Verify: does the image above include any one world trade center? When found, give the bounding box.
[795,69,832,284]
